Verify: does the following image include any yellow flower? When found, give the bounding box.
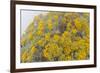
[77,50,87,60]
[21,51,28,62]
[37,20,44,31]
[48,23,53,31]
[43,43,62,60]
[26,53,33,62]
[78,39,85,46]
[74,18,82,30]
[67,55,72,60]
[37,39,45,47]
[71,41,79,51]
[63,48,71,55]
[54,15,58,20]
[47,19,53,31]
[21,37,26,47]
[85,43,89,52]
[62,31,69,38]
[72,29,77,34]
[30,46,37,54]
[24,46,37,62]
[28,32,33,40]
[45,33,50,41]
[36,30,43,36]
[67,22,71,30]
[53,34,60,42]
[60,37,64,42]
[43,49,49,58]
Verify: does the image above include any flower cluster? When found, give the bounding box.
[21,12,89,62]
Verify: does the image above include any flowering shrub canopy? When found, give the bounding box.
[21,12,89,63]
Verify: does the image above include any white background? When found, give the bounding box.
[0,0,100,73]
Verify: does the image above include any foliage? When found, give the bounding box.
[21,12,90,62]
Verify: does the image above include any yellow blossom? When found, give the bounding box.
[26,53,33,62]
[38,20,44,31]
[21,51,28,62]
[21,37,26,47]
[48,23,53,31]
[36,30,43,36]
[62,31,69,38]
[43,43,62,60]
[45,33,50,41]
[72,29,77,34]
[67,55,72,60]
[28,32,33,40]
[77,49,87,60]
[54,15,58,20]
[53,34,60,42]
[47,19,53,31]
[37,39,45,47]
[74,18,82,30]
[64,48,71,55]
[30,46,37,54]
